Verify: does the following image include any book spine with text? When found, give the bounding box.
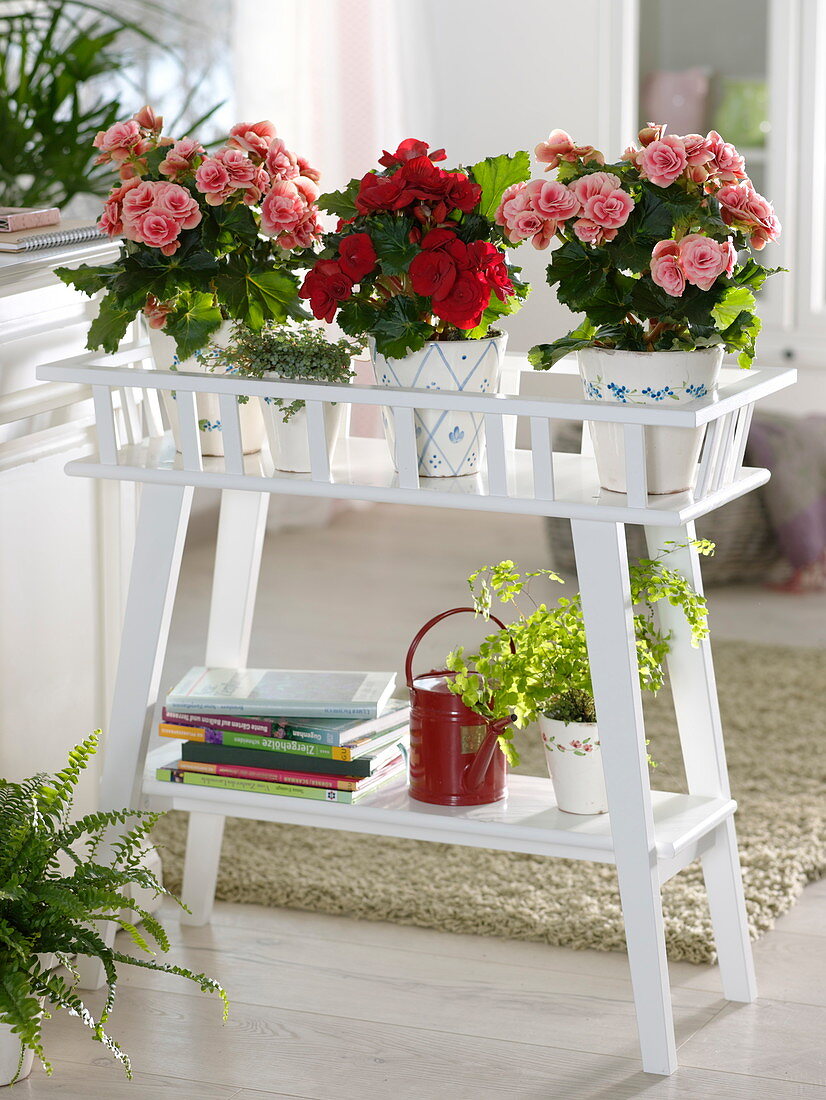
[154,767,385,803]
[162,708,276,737]
[175,759,368,791]
[161,724,347,759]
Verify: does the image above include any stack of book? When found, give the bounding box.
[155,666,409,804]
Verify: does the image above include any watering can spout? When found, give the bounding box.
[462,716,514,794]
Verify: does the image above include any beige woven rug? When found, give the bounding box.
[154,640,825,963]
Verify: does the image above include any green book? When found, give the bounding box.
[154,763,404,804]
[180,734,407,778]
[159,716,409,762]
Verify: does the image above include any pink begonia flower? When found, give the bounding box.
[152,182,202,230]
[509,209,546,241]
[97,177,141,236]
[707,131,746,181]
[682,134,714,166]
[120,180,157,232]
[143,295,172,330]
[159,137,205,178]
[583,188,634,229]
[228,120,277,159]
[573,218,617,245]
[722,239,737,275]
[215,147,257,187]
[260,180,306,236]
[296,155,320,183]
[678,234,729,290]
[134,211,182,256]
[525,179,580,221]
[133,105,163,132]
[93,119,143,163]
[570,172,622,205]
[294,174,320,204]
[531,222,557,250]
[717,183,781,246]
[650,240,685,297]
[195,158,233,204]
[242,166,271,206]
[535,129,576,170]
[279,211,322,250]
[266,139,299,181]
[640,135,688,187]
[620,144,642,164]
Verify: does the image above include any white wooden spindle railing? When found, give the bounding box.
[35,348,795,527]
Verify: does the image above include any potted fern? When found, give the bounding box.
[445,546,711,813]
[0,732,227,1086]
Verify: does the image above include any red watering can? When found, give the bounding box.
[405,607,514,806]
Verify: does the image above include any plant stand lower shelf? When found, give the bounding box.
[36,343,796,1077]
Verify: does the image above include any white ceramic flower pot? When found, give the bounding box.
[150,324,265,457]
[539,715,607,815]
[371,334,507,477]
[0,1023,34,1087]
[576,346,723,495]
[261,386,346,473]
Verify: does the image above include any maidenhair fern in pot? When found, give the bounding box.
[56,107,321,456]
[301,139,532,477]
[518,124,783,494]
[445,548,711,814]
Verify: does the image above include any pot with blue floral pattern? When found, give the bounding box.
[150,324,265,458]
[371,334,507,477]
[577,346,724,495]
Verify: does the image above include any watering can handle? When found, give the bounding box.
[404,607,509,690]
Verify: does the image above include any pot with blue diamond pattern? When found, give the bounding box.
[577,346,724,495]
[371,334,507,477]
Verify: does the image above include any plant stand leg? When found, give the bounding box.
[77,482,194,989]
[571,519,677,1076]
[180,489,269,926]
[643,524,757,1002]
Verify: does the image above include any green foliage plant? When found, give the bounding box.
[445,543,713,765]
[217,320,364,421]
[521,123,783,370]
[0,1,218,211]
[302,138,532,358]
[0,731,227,1082]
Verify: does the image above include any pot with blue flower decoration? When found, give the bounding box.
[577,346,724,495]
[149,324,265,458]
[371,334,507,478]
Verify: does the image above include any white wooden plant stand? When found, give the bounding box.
[37,344,795,1077]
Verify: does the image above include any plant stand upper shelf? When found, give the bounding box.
[37,343,795,1078]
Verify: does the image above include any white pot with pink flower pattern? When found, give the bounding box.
[539,716,607,815]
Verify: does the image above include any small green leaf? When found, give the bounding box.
[372,296,431,358]
[319,180,360,220]
[86,296,136,353]
[367,216,418,276]
[469,151,531,220]
[164,292,223,360]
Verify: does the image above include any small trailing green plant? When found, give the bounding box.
[445,543,713,764]
[218,320,364,420]
[0,731,227,1082]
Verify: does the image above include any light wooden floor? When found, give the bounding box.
[25,503,826,1099]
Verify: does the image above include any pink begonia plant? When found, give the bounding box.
[59,107,321,359]
[517,123,782,369]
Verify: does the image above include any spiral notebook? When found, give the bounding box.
[0,219,108,253]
